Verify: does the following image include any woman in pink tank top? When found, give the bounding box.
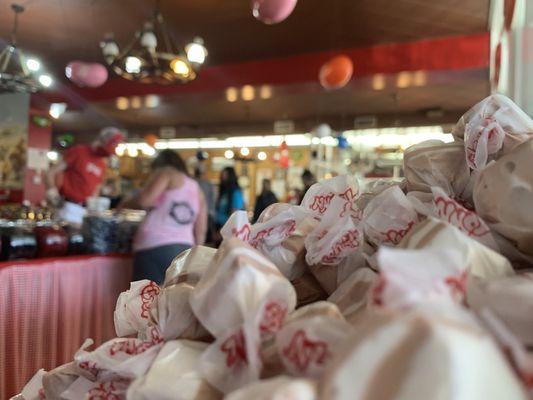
[121,150,207,284]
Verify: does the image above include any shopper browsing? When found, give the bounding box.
[122,150,207,284]
[215,166,245,229]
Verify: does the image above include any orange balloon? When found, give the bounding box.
[144,133,158,147]
[319,55,354,90]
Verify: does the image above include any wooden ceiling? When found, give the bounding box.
[0,0,490,136]
[0,0,489,74]
[55,68,489,135]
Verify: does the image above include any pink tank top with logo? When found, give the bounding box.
[134,176,201,251]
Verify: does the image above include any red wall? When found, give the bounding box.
[23,110,52,205]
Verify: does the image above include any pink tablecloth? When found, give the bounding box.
[0,255,132,399]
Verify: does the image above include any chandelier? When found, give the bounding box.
[100,5,207,85]
[0,4,54,93]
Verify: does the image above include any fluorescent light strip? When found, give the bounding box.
[121,126,449,156]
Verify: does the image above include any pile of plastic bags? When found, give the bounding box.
[16,94,533,400]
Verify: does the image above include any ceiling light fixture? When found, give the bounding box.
[101,3,206,85]
[26,58,40,72]
[38,74,53,88]
[257,151,267,161]
[241,85,255,101]
[226,87,238,102]
[259,85,272,99]
[116,97,130,110]
[224,150,235,159]
[130,96,142,109]
[0,4,54,92]
[49,103,67,119]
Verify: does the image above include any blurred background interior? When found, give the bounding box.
[0,0,532,396]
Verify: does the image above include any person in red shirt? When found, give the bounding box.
[46,127,124,211]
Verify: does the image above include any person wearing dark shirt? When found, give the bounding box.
[300,169,316,202]
[253,179,278,222]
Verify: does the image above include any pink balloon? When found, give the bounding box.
[251,0,298,24]
[66,61,108,88]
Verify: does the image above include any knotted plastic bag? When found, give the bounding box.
[363,186,419,247]
[321,304,527,400]
[474,139,533,257]
[370,246,468,310]
[163,245,216,288]
[225,376,317,400]
[74,336,163,381]
[305,196,364,294]
[61,376,130,400]
[467,273,533,347]
[221,207,317,280]
[403,140,470,198]
[190,239,296,393]
[127,340,221,400]
[276,302,352,379]
[452,94,533,170]
[301,175,361,221]
[150,283,210,341]
[399,217,514,280]
[407,187,499,251]
[114,280,160,337]
[328,268,377,318]
[42,362,86,400]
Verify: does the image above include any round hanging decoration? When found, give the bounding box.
[251,0,298,24]
[319,55,354,90]
[144,133,159,147]
[312,123,332,138]
[65,61,108,88]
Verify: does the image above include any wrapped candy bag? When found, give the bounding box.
[301,175,361,221]
[74,336,163,381]
[467,273,533,346]
[114,280,160,337]
[477,309,533,395]
[127,340,221,400]
[327,268,377,318]
[42,362,86,399]
[291,272,328,307]
[399,217,514,280]
[356,179,400,211]
[150,283,210,341]
[371,246,469,310]
[225,376,317,400]
[362,186,419,247]
[305,197,365,295]
[61,376,130,400]
[286,301,345,323]
[18,369,46,400]
[403,140,470,198]
[410,186,499,250]
[452,94,533,170]
[321,305,528,400]
[276,302,352,379]
[190,238,297,393]
[221,206,317,280]
[249,205,317,280]
[163,245,217,288]
[190,238,296,338]
[474,139,533,257]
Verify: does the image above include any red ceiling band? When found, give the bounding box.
[42,33,489,104]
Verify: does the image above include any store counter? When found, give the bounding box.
[0,254,133,399]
